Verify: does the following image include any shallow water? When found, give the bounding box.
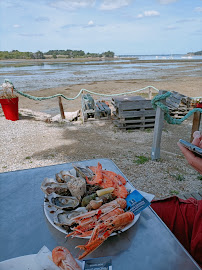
[0,55,202,92]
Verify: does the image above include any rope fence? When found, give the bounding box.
[1,79,202,125]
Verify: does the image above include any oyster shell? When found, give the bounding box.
[47,193,79,210]
[73,165,94,180]
[55,172,66,183]
[41,177,70,196]
[65,174,86,201]
[53,207,87,227]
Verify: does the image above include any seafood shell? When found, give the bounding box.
[53,207,87,227]
[41,178,69,195]
[64,173,86,200]
[73,165,94,180]
[47,193,79,210]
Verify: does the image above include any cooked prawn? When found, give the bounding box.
[52,246,81,270]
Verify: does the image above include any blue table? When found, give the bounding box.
[0,158,200,269]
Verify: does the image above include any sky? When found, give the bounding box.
[0,0,202,55]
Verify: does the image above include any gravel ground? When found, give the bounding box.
[0,110,201,200]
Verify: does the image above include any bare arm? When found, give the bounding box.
[177,131,202,174]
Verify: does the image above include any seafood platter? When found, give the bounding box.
[41,162,140,259]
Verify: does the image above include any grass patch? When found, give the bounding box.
[197,175,202,180]
[174,174,185,181]
[169,190,179,195]
[134,155,150,164]
[25,156,31,159]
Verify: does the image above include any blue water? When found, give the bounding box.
[0,54,201,92]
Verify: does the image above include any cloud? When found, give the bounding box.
[19,33,45,37]
[88,20,94,26]
[137,10,160,19]
[157,0,178,4]
[62,21,96,29]
[176,18,195,23]
[195,7,202,12]
[35,16,50,22]
[13,24,20,28]
[165,25,177,30]
[49,0,95,10]
[99,0,131,10]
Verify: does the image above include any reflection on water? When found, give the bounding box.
[0,55,202,92]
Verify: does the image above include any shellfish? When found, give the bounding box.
[47,193,79,210]
[54,207,88,227]
[41,178,70,196]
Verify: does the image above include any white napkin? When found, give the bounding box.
[35,246,60,270]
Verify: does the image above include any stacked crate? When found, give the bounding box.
[112,95,156,130]
[166,91,192,119]
[82,94,111,121]
[95,101,111,120]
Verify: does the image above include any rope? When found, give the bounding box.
[3,79,202,125]
[6,82,159,101]
[151,91,202,124]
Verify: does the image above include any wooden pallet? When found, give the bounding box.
[112,95,156,130]
[95,101,111,120]
[166,91,192,119]
[82,94,96,121]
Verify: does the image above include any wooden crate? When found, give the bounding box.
[82,94,95,121]
[112,95,156,130]
[166,91,192,118]
[95,101,111,120]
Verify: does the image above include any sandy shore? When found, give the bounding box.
[0,76,201,199]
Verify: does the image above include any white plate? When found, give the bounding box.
[44,180,140,238]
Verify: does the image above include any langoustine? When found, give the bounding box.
[52,246,81,270]
[76,211,135,259]
[66,198,127,238]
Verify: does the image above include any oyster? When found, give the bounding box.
[56,170,75,182]
[47,193,79,210]
[73,165,94,180]
[60,173,86,201]
[53,207,87,227]
[41,178,70,195]
[55,172,66,183]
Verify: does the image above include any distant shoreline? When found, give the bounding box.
[1,57,202,65]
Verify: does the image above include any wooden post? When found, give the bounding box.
[151,90,167,160]
[58,97,65,119]
[190,111,201,142]
[148,87,152,100]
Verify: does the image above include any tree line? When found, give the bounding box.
[0,50,115,59]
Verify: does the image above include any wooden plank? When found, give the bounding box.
[151,90,166,160]
[112,95,144,104]
[119,110,156,118]
[119,100,153,111]
[113,119,155,129]
[58,97,65,119]
[119,118,155,124]
[190,111,201,142]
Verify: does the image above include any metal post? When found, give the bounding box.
[151,90,167,160]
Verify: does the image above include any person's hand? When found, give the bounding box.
[177,131,202,174]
